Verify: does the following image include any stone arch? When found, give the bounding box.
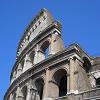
[35,77,44,100]
[51,68,68,97]
[51,67,69,79]
[82,57,91,73]
[40,39,51,59]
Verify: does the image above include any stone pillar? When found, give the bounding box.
[11,71,16,83]
[9,93,13,100]
[37,50,45,62]
[50,31,64,55]
[34,45,45,64]
[31,80,40,100]
[89,75,96,88]
[69,57,79,94]
[34,46,38,64]
[73,58,79,94]
[65,63,70,93]
[43,68,50,99]
[30,88,40,100]
[17,63,22,77]
[23,54,29,72]
[26,85,32,100]
[16,87,24,100]
[69,57,75,93]
[25,54,33,70]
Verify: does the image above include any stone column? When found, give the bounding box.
[69,57,79,94]
[9,93,13,100]
[17,63,22,77]
[34,45,45,64]
[50,31,64,55]
[31,80,40,100]
[26,85,32,100]
[25,55,33,70]
[34,46,38,64]
[16,87,24,100]
[89,75,96,88]
[23,54,29,72]
[73,58,79,94]
[30,88,39,100]
[69,57,75,93]
[43,68,50,99]
[26,80,39,100]
[11,71,16,83]
[65,63,70,93]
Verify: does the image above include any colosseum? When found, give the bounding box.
[4,8,100,100]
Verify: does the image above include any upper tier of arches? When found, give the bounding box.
[17,8,54,58]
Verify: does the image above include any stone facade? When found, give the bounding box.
[4,8,100,100]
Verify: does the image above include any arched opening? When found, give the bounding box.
[59,75,67,97]
[21,86,27,100]
[29,50,35,65]
[40,41,50,59]
[35,78,44,100]
[53,69,67,97]
[83,57,91,73]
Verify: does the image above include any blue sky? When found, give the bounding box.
[0,0,100,99]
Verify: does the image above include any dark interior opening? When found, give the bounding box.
[41,41,49,58]
[59,75,67,97]
[35,78,44,100]
[53,69,67,97]
[96,78,100,87]
[83,57,91,73]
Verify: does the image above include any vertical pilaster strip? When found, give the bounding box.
[34,44,45,64]
[69,57,75,93]
[26,85,31,100]
[43,68,50,98]
[34,45,38,64]
[66,63,70,93]
[12,71,16,82]
[16,87,24,100]
[74,58,79,93]
[23,54,28,72]
[9,94,13,100]
[17,63,22,77]
[49,33,54,55]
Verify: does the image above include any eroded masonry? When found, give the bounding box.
[4,8,100,100]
